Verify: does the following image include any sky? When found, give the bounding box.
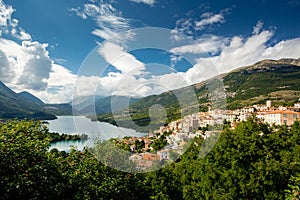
[0,0,299,103]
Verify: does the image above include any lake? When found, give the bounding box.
[47,116,147,152]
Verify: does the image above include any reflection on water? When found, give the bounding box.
[46,116,147,152]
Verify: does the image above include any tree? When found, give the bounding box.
[285,174,300,200]
[0,120,64,199]
[177,119,300,199]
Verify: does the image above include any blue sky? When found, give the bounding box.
[0,0,299,103]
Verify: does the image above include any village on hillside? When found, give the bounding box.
[112,100,300,169]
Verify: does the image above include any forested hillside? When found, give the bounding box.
[97,58,300,131]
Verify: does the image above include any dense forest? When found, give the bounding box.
[1,119,300,199]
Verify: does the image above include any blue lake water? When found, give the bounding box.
[46,116,147,152]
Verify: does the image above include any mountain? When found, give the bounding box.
[0,81,56,120]
[0,81,73,120]
[97,58,300,131]
[71,95,103,109]
[17,91,44,105]
[73,95,140,115]
[44,103,72,116]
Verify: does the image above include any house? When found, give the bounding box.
[238,113,252,122]
[240,106,256,114]
[157,150,170,160]
[144,138,153,149]
[129,153,143,162]
[135,159,153,168]
[143,153,160,161]
[263,110,300,126]
[130,145,136,152]
[223,111,238,122]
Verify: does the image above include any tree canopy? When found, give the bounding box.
[1,119,300,199]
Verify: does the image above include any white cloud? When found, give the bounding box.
[17,29,32,40]
[15,64,77,104]
[98,41,145,74]
[183,25,300,84]
[172,18,194,38]
[0,39,52,90]
[0,0,80,103]
[263,38,300,59]
[40,64,77,103]
[70,18,300,101]
[195,12,224,30]
[69,7,88,19]
[171,8,230,41]
[11,28,32,41]
[0,0,32,41]
[0,49,13,82]
[0,38,79,103]
[253,20,264,35]
[129,0,156,6]
[170,35,225,54]
[0,0,14,27]
[71,0,131,41]
[17,41,53,90]
[45,22,300,103]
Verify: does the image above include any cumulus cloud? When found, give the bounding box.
[0,38,78,103]
[129,0,156,6]
[0,39,53,90]
[16,29,32,40]
[183,23,300,84]
[0,49,13,81]
[0,0,13,27]
[13,64,77,104]
[17,41,53,90]
[263,38,300,59]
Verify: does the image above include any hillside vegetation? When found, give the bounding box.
[97,58,300,131]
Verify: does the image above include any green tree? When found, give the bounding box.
[285,173,300,200]
[0,120,64,200]
[178,119,300,199]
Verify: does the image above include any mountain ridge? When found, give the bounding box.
[17,91,44,105]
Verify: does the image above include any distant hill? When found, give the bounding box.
[73,95,140,115]
[97,58,300,131]
[44,103,72,116]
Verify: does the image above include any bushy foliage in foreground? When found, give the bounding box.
[1,119,300,199]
